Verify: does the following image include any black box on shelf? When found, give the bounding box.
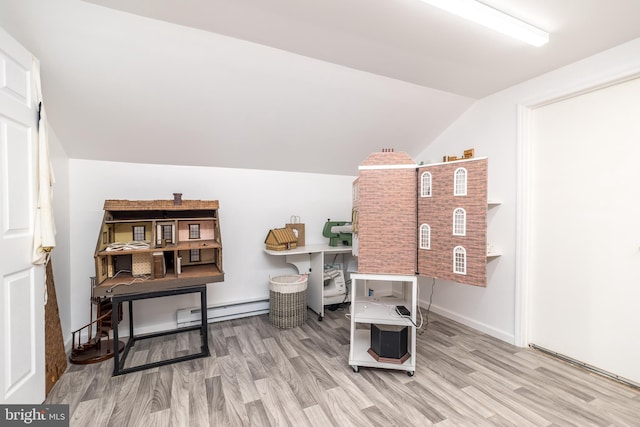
[369,324,408,360]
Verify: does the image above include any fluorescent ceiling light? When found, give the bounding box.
[421,0,549,47]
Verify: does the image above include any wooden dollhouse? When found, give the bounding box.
[70,193,224,364]
[92,193,224,297]
[264,228,298,251]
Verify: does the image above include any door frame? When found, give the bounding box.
[514,68,640,347]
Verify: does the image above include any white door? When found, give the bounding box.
[529,77,640,385]
[0,27,45,403]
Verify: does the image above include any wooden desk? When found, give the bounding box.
[111,284,209,376]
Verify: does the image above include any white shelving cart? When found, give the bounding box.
[348,273,417,376]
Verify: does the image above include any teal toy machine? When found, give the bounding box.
[322,219,353,246]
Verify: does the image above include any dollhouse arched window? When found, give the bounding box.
[453,246,466,274]
[421,172,432,197]
[419,224,431,249]
[453,208,466,236]
[454,167,467,196]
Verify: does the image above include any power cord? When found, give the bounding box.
[342,278,436,331]
[418,277,436,335]
[342,279,351,304]
[105,269,151,293]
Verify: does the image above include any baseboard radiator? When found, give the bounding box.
[176,299,269,328]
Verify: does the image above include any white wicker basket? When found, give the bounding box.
[269,275,308,328]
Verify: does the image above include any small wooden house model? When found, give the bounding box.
[93,193,224,297]
[264,228,298,251]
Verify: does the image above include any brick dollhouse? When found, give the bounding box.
[353,150,488,286]
[353,149,418,276]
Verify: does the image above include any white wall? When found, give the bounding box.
[48,127,71,343]
[415,37,640,344]
[68,159,355,335]
[55,36,640,347]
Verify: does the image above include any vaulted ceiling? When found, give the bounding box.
[2,0,640,175]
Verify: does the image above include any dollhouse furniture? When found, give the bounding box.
[69,281,123,365]
[89,194,224,375]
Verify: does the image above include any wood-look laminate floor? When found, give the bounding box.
[46,307,640,426]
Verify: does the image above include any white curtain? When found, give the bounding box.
[31,57,56,266]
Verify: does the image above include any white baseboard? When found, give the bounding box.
[121,320,182,338]
[68,298,271,345]
[64,336,73,354]
[421,302,516,345]
[176,298,270,328]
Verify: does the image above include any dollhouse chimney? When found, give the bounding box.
[173,193,182,206]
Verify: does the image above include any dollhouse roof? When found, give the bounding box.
[360,150,416,167]
[265,228,298,244]
[103,199,219,211]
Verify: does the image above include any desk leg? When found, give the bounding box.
[200,287,210,355]
[128,300,134,338]
[112,299,120,376]
[309,252,325,321]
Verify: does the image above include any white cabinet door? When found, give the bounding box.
[0,26,45,404]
